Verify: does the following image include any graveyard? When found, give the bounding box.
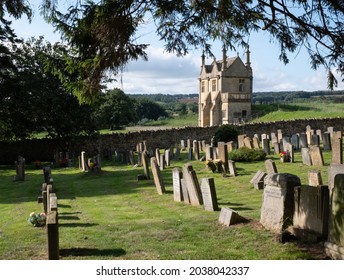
[2,128,343,260]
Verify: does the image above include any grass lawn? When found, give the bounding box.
[0,148,332,260]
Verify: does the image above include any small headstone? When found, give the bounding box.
[219,207,247,226]
[200,178,219,211]
[228,160,237,177]
[308,170,323,187]
[252,137,260,149]
[265,159,278,174]
[260,173,301,233]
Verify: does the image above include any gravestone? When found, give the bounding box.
[323,132,332,151]
[277,129,283,143]
[262,139,270,155]
[284,143,294,162]
[217,142,228,173]
[180,178,190,204]
[141,151,150,180]
[165,149,171,167]
[311,134,320,146]
[128,150,135,166]
[227,141,234,152]
[273,142,281,155]
[308,170,323,187]
[331,136,343,164]
[316,129,323,142]
[238,135,246,148]
[155,148,161,166]
[43,167,53,184]
[180,140,186,150]
[182,164,203,206]
[218,208,247,226]
[250,170,267,190]
[299,133,308,148]
[14,156,25,181]
[291,134,300,150]
[228,160,237,177]
[301,147,312,166]
[252,137,260,149]
[260,173,301,233]
[205,145,213,161]
[243,137,253,149]
[200,178,219,211]
[188,147,193,160]
[325,166,344,259]
[175,147,181,160]
[265,159,278,174]
[159,154,165,171]
[193,140,200,160]
[293,184,329,241]
[172,168,183,202]
[150,157,166,195]
[47,210,59,260]
[309,145,324,166]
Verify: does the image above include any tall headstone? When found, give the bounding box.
[172,168,183,202]
[150,157,166,195]
[14,156,25,181]
[159,154,165,171]
[260,173,301,233]
[193,140,200,160]
[323,132,332,151]
[217,142,228,173]
[332,135,343,164]
[291,134,300,150]
[187,147,193,160]
[262,138,270,155]
[155,148,161,166]
[325,165,344,259]
[141,151,150,180]
[200,178,219,211]
[299,133,308,149]
[205,145,213,161]
[165,149,170,167]
[182,164,203,206]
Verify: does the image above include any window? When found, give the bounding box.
[201,81,205,92]
[211,79,217,92]
[239,79,245,92]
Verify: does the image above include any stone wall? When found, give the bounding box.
[1,117,344,164]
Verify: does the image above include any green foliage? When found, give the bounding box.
[213,125,239,144]
[228,147,266,162]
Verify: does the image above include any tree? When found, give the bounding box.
[33,1,343,102]
[95,88,138,130]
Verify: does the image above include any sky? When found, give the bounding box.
[8,0,344,95]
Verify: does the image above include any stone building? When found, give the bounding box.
[198,46,253,127]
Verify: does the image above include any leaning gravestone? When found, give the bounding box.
[325,164,344,259]
[309,145,324,166]
[150,157,166,195]
[172,168,183,202]
[308,170,323,187]
[218,207,247,226]
[260,173,301,233]
[250,170,267,190]
[228,160,237,177]
[217,142,228,173]
[182,163,203,206]
[141,151,150,180]
[200,178,219,211]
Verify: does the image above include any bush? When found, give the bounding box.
[228,147,266,162]
[213,125,239,145]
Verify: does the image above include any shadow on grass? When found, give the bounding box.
[59,222,99,227]
[60,247,126,258]
[218,202,254,212]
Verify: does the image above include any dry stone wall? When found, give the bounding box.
[1,117,344,164]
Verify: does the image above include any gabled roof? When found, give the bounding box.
[205,57,238,74]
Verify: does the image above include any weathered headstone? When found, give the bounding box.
[252,136,260,149]
[228,160,237,177]
[250,170,267,190]
[128,150,135,166]
[47,210,59,260]
[331,135,343,164]
[188,147,193,160]
[325,165,344,259]
[180,178,190,204]
[262,138,270,155]
[293,184,329,241]
[14,156,25,181]
[182,164,203,206]
[155,148,161,166]
[301,147,312,166]
[193,140,200,160]
[159,154,165,171]
[323,132,332,151]
[217,142,228,173]
[150,157,166,195]
[260,173,301,233]
[273,142,281,155]
[226,141,234,152]
[277,129,283,143]
[43,167,53,184]
[218,207,247,226]
[309,145,324,166]
[265,159,278,174]
[165,149,170,167]
[172,168,183,202]
[311,134,320,146]
[237,135,246,148]
[243,137,253,149]
[141,151,150,180]
[200,178,219,211]
[291,134,300,150]
[284,143,294,162]
[205,145,213,161]
[308,170,323,187]
[299,133,308,149]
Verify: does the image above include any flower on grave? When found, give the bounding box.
[279,151,287,158]
[28,212,46,227]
